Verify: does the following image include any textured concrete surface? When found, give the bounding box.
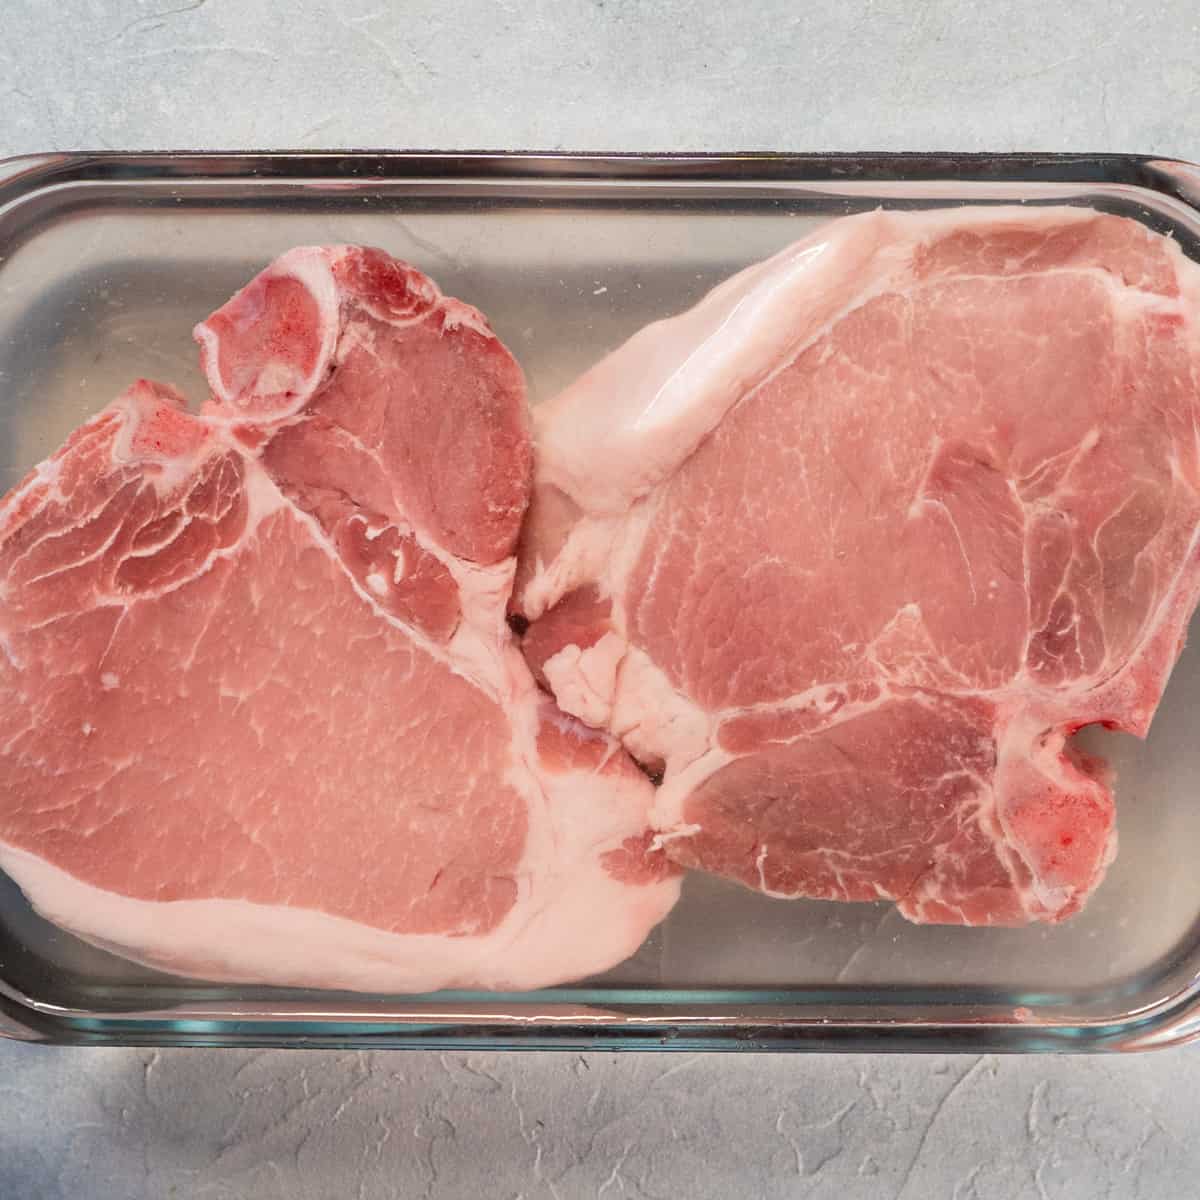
[4,1048,1200,1199]
[3,1,1200,1197]
[0,0,1198,156]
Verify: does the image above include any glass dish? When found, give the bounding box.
[3,150,1200,1051]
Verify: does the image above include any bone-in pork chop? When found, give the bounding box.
[0,246,679,991]
[515,207,1200,925]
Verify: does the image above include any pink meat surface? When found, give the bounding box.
[515,207,1200,926]
[0,246,679,992]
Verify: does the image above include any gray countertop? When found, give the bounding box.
[3,2,1200,1197]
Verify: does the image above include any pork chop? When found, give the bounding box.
[0,246,679,992]
[515,206,1200,925]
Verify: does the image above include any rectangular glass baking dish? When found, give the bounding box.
[3,150,1200,1051]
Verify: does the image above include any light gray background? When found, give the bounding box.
[2,1,1199,1197]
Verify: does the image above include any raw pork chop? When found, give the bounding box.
[0,246,679,992]
[515,206,1200,925]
